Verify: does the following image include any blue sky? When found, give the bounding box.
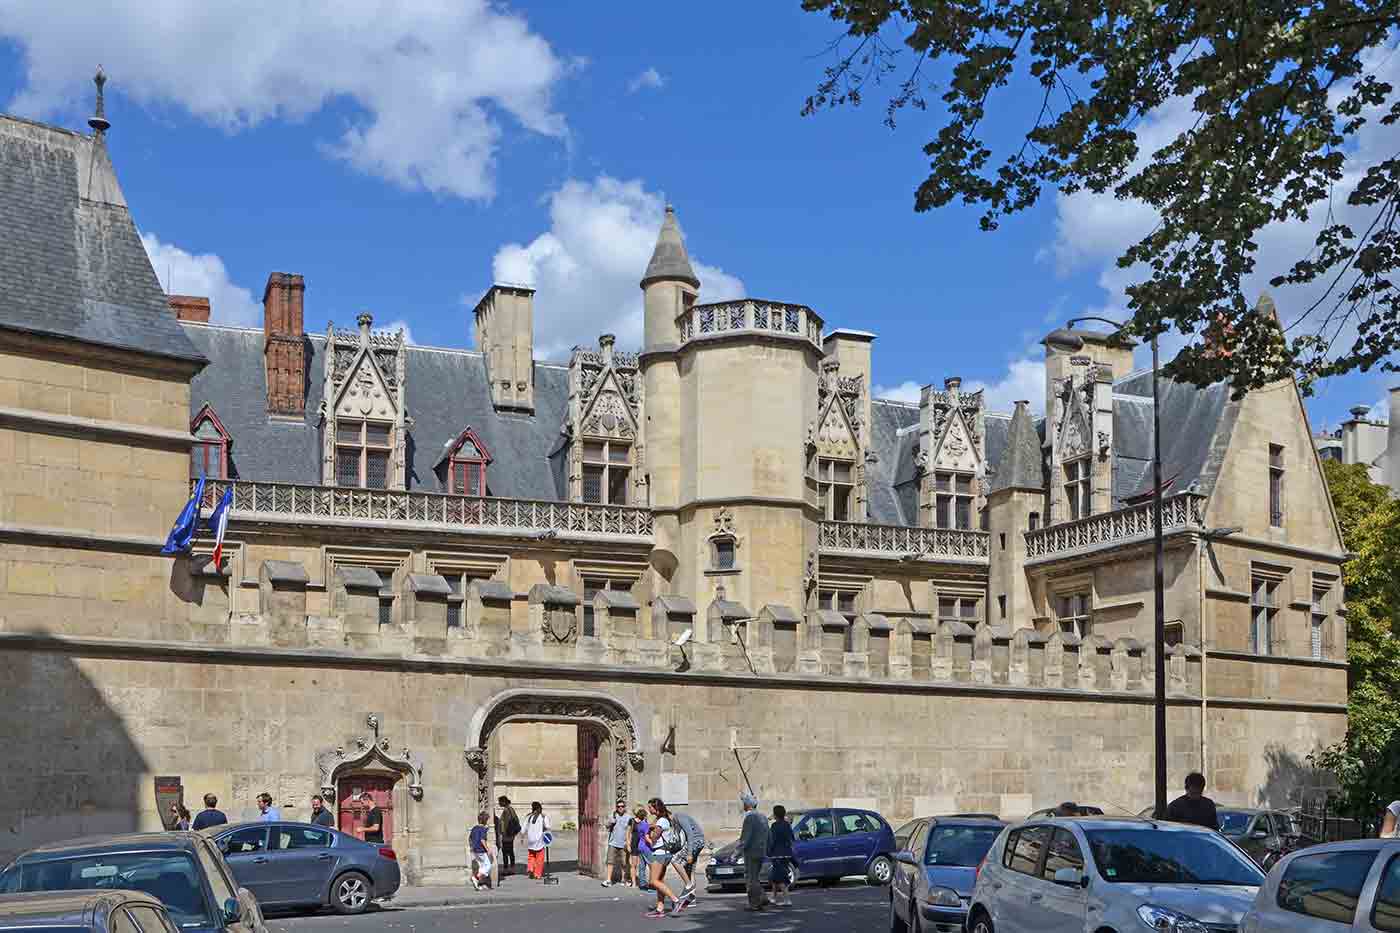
[0,2,1392,429]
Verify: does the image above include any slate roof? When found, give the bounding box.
[0,115,204,365]
[181,323,569,499]
[989,401,1043,492]
[640,206,700,289]
[867,399,919,525]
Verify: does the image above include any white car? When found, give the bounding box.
[1240,838,1400,932]
[967,816,1265,933]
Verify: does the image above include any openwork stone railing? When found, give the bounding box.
[678,299,823,349]
[1024,493,1206,560]
[195,480,654,538]
[819,520,990,560]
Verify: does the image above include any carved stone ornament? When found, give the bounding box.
[627,750,645,772]
[1062,410,1088,458]
[803,550,818,591]
[1097,430,1111,459]
[713,507,737,537]
[316,713,424,802]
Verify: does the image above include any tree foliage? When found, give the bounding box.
[1310,461,1400,822]
[801,0,1400,395]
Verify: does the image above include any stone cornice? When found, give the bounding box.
[2,327,205,378]
[1206,648,1350,670]
[0,405,195,450]
[1210,534,1347,565]
[0,522,167,554]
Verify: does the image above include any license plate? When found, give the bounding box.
[713,867,737,876]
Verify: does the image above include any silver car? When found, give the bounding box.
[968,816,1265,933]
[208,822,400,915]
[0,890,180,933]
[1240,838,1400,932]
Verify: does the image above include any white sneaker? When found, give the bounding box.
[601,880,612,887]
[470,876,480,891]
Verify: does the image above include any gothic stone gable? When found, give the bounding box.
[814,393,861,460]
[334,349,398,421]
[932,405,982,473]
[1055,381,1093,462]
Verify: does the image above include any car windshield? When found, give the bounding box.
[1086,829,1265,886]
[924,825,1002,867]
[1217,811,1252,834]
[0,853,213,929]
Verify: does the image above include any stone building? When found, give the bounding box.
[1314,392,1400,492]
[0,93,1349,880]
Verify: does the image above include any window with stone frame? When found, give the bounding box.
[1251,575,1281,655]
[817,458,856,521]
[1164,620,1185,647]
[580,578,631,638]
[710,535,737,571]
[1028,511,1040,532]
[442,572,464,628]
[582,440,630,505]
[1056,592,1091,637]
[1064,457,1092,520]
[190,406,231,480]
[938,595,980,625]
[932,471,975,529]
[1269,444,1285,527]
[376,570,394,626]
[446,431,490,496]
[818,589,858,622]
[336,418,392,489]
[1310,578,1335,660]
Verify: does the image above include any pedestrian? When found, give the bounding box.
[1054,801,1080,817]
[191,794,227,831]
[170,804,192,831]
[497,796,521,876]
[469,810,494,891]
[359,792,385,843]
[602,801,632,887]
[631,806,651,889]
[767,804,797,907]
[1380,799,1400,838]
[643,798,682,918]
[255,793,281,822]
[309,794,335,828]
[737,792,769,912]
[667,808,705,908]
[524,801,550,880]
[1165,773,1220,829]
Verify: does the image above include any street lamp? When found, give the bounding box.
[1047,316,1168,818]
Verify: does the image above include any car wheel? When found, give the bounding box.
[788,864,801,887]
[331,871,372,915]
[868,855,894,886]
[968,909,994,933]
[888,891,908,933]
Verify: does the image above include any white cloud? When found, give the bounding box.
[872,381,923,404]
[140,232,260,326]
[627,67,665,94]
[489,177,745,358]
[1,0,568,201]
[967,358,1046,415]
[381,319,416,346]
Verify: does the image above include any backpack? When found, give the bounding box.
[674,813,705,852]
[660,819,688,854]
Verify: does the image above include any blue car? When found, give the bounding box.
[705,807,898,888]
[888,816,1005,933]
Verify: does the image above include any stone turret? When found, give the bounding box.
[986,400,1044,627]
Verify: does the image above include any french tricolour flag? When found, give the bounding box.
[207,486,234,567]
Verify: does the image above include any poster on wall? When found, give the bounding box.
[660,772,688,806]
[153,776,183,829]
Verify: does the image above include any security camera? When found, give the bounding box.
[673,628,693,648]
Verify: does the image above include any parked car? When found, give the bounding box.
[1027,805,1106,820]
[1240,838,1400,932]
[967,816,1266,933]
[207,821,400,914]
[0,890,180,933]
[888,816,1005,933]
[705,808,897,890]
[1218,808,1307,868]
[0,832,265,933]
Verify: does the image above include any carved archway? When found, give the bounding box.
[315,714,424,801]
[463,690,645,818]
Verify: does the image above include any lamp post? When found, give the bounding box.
[1047,316,1167,818]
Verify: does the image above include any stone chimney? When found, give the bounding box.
[168,295,210,323]
[1388,388,1400,493]
[474,284,535,413]
[263,272,307,417]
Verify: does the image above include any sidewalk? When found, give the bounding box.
[387,872,653,909]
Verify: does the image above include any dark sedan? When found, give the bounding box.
[888,816,1005,933]
[207,822,400,914]
[705,807,898,889]
[1217,807,1303,866]
[0,832,265,933]
[0,890,180,933]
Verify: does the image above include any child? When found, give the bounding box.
[766,804,797,907]
[469,810,494,890]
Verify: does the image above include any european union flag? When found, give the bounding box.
[162,474,206,555]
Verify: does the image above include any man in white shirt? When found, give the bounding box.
[256,793,282,822]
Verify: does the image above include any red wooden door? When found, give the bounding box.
[337,775,396,845]
[577,730,602,877]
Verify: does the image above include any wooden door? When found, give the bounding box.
[337,774,397,845]
[577,729,602,877]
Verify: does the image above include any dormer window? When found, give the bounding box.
[582,440,630,505]
[444,430,492,496]
[336,419,392,489]
[190,405,231,480]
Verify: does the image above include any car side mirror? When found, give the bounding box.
[221,898,242,925]
[1052,867,1086,888]
[894,850,918,867]
[1251,830,1269,839]
[798,831,813,840]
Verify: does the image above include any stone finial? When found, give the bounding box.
[944,376,962,392]
[88,66,111,139]
[599,333,615,365]
[356,312,373,339]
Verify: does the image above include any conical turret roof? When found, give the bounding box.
[990,400,1044,492]
[641,205,700,289]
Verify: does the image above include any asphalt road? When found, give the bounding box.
[265,882,889,932]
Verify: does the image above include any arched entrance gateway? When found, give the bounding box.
[465,690,646,878]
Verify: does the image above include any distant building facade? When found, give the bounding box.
[0,98,1349,879]
[1314,393,1400,492]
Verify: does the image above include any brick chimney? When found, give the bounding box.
[168,295,210,323]
[263,272,307,416]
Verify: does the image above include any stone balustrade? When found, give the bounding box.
[195,479,654,539]
[1024,492,1206,561]
[818,520,990,561]
[678,299,823,349]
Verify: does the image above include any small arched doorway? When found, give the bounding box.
[336,772,398,844]
[465,690,645,879]
[315,715,425,854]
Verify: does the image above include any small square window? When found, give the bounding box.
[714,538,736,570]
